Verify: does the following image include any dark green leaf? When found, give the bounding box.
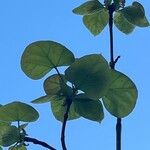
[21,41,75,79]
[74,94,104,122]
[0,101,39,122]
[31,95,51,104]
[0,125,20,147]
[121,2,149,27]
[65,54,110,99]
[44,74,73,98]
[44,74,65,96]
[83,9,109,36]
[51,98,80,122]
[73,0,104,15]
[114,11,135,34]
[102,70,138,118]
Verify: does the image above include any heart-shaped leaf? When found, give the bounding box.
[102,70,138,118]
[0,125,20,147]
[0,101,39,122]
[73,0,104,15]
[121,1,149,27]
[21,41,75,79]
[44,74,73,98]
[65,54,110,99]
[74,94,104,122]
[51,98,80,122]
[114,11,135,34]
[83,9,109,36]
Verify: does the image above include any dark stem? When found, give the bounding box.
[24,137,56,150]
[108,4,122,150]
[61,100,72,150]
[17,120,20,128]
[116,118,122,150]
[108,4,114,69]
[54,67,64,83]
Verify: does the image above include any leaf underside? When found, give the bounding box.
[102,70,138,118]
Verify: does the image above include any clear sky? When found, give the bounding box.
[0,0,150,150]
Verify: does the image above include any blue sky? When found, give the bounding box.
[0,0,150,150]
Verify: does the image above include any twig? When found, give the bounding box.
[24,137,56,150]
[114,56,121,65]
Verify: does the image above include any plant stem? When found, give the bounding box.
[108,4,114,69]
[116,118,122,150]
[54,67,73,150]
[108,4,122,150]
[54,67,65,83]
[24,137,56,150]
[61,99,72,150]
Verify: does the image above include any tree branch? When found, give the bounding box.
[61,100,72,150]
[24,137,56,150]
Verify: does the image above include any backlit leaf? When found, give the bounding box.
[73,0,103,15]
[51,98,80,122]
[44,74,73,98]
[102,70,138,118]
[0,101,39,122]
[74,94,104,122]
[83,9,109,35]
[114,11,135,34]
[65,54,110,99]
[21,41,75,79]
[121,2,149,27]
[0,125,20,147]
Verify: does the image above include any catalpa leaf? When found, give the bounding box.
[65,54,110,99]
[0,125,20,147]
[121,1,149,27]
[102,70,138,118]
[74,94,104,122]
[73,0,104,15]
[21,41,75,79]
[83,9,109,36]
[51,98,80,122]
[0,101,39,122]
[114,11,135,34]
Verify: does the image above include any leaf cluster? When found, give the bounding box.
[0,102,38,149]
[0,1,149,149]
[73,0,149,35]
[21,41,138,122]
